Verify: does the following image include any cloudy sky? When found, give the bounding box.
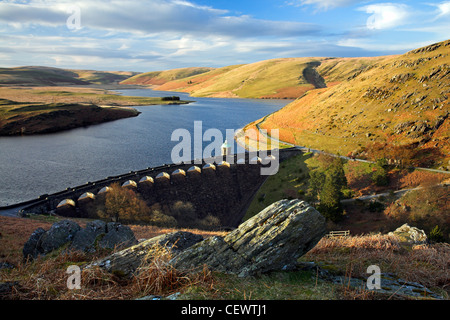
[0,0,449,72]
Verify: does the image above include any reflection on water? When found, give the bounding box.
[0,89,291,205]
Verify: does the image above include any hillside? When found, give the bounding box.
[0,66,140,86]
[128,57,385,99]
[120,67,213,86]
[253,40,450,169]
[70,69,140,85]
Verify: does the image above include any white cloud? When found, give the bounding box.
[359,3,410,30]
[433,1,450,19]
[288,0,364,10]
[0,0,320,38]
[338,38,434,52]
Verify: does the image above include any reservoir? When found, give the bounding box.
[0,89,291,206]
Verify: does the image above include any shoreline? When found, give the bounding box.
[0,85,193,136]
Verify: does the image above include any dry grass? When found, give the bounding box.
[1,243,213,300]
[0,215,218,300]
[0,215,226,267]
[1,216,448,300]
[304,234,450,296]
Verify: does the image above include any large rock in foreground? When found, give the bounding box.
[171,199,327,277]
[87,231,204,276]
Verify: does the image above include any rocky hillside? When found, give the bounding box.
[255,40,449,168]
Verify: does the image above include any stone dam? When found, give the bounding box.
[5,148,302,228]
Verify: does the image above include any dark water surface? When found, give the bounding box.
[0,89,291,206]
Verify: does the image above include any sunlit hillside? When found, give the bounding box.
[254,40,449,168]
[120,67,213,86]
[133,57,385,99]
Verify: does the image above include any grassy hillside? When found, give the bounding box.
[0,66,140,86]
[255,40,450,168]
[138,57,385,99]
[0,66,89,86]
[70,69,140,85]
[120,67,213,86]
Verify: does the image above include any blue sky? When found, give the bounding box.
[0,0,449,72]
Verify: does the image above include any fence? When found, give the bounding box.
[326,230,350,238]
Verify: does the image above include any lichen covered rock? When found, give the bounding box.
[171,199,327,277]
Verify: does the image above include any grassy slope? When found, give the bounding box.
[70,69,140,85]
[120,67,213,86]
[0,66,89,86]
[257,40,450,168]
[156,58,319,98]
[140,57,386,99]
[0,66,140,86]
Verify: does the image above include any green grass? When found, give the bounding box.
[243,153,312,221]
[121,67,213,85]
[179,270,338,300]
[31,89,192,105]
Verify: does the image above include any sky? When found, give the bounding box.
[0,0,449,72]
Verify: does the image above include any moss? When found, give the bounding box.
[111,269,127,278]
[93,233,106,249]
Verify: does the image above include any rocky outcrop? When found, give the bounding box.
[71,220,107,253]
[171,199,327,277]
[89,199,327,278]
[23,220,81,260]
[23,219,138,260]
[298,262,443,300]
[388,223,428,244]
[22,227,46,260]
[87,231,204,276]
[96,222,138,250]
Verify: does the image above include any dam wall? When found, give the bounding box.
[15,147,302,228]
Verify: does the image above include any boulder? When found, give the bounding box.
[171,199,327,277]
[23,219,139,260]
[71,220,107,253]
[98,222,138,250]
[87,231,203,276]
[86,200,326,278]
[38,220,81,254]
[389,223,428,244]
[23,227,46,260]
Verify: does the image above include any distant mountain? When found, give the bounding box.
[255,40,449,168]
[0,66,140,86]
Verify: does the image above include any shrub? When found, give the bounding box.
[97,183,150,222]
[161,96,180,101]
[367,200,384,212]
[371,168,389,186]
[168,201,197,228]
[429,225,445,243]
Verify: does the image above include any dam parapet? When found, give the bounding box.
[11,148,302,228]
